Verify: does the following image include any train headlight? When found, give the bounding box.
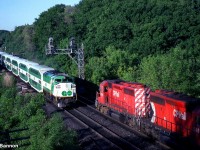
[62,91,67,96]
[62,91,72,96]
[67,91,72,96]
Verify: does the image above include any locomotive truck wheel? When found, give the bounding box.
[96,103,100,111]
[101,106,106,114]
[131,118,137,127]
[127,120,133,127]
[99,106,103,113]
[119,114,126,123]
[103,107,109,114]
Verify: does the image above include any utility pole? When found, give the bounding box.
[45,37,85,79]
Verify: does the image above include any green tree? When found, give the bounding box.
[33,5,76,59]
[0,84,79,149]
[0,30,10,47]
[4,25,35,59]
[139,47,192,93]
[86,46,139,84]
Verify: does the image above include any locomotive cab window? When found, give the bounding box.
[63,77,73,82]
[104,86,108,92]
[68,78,73,82]
[55,79,62,83]
[63,77,68,82]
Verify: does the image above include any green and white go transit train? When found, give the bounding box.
[0,51,77,107]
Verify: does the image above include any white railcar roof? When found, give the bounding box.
[1,52,55,74]
[7,55,21,61]
[18,59,39,66]
[11,57,26,63]
[0,51,6,55]
[30,64,54,73]
[14,57,26,62]
[1,53,12,58]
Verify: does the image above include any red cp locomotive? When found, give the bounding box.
[96,80,200,148]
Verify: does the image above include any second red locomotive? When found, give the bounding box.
[96,80,200,148]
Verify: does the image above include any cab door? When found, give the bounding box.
[103,85,108,104]
[98,84,109,104]
[100,85,108,103]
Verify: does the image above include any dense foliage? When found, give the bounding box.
[0,74,79,150]
[3,25,35,59]
[74,0,200,57]
[33,4,76,60]
[1,0,200,96]
[0,30,10,48]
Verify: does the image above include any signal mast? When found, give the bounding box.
[45,37,85,79]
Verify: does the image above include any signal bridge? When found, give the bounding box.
[45,37,85,80]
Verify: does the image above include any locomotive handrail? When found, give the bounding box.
[153,115,194,137]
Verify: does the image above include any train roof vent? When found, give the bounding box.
[45,70,69,77]
[56,73,68,76]
[155,89,174,95]
[121,82,131,86]
[131,83,144,88]
[155,89,198,102]
[107,79,124,84]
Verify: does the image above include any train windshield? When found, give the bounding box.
[63,77,73,83]
[53,73,74,83]
[55,79,62,83]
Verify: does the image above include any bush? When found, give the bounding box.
[0,86,79,149]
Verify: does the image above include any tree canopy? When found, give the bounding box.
[0,30,10,48]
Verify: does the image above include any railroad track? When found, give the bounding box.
[64,109,122,150]
[44,99,142,150]
[77,95,171,150]
[67,106,141,150]
[45,102,123,150]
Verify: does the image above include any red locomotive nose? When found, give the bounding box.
[96,80,151,117]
